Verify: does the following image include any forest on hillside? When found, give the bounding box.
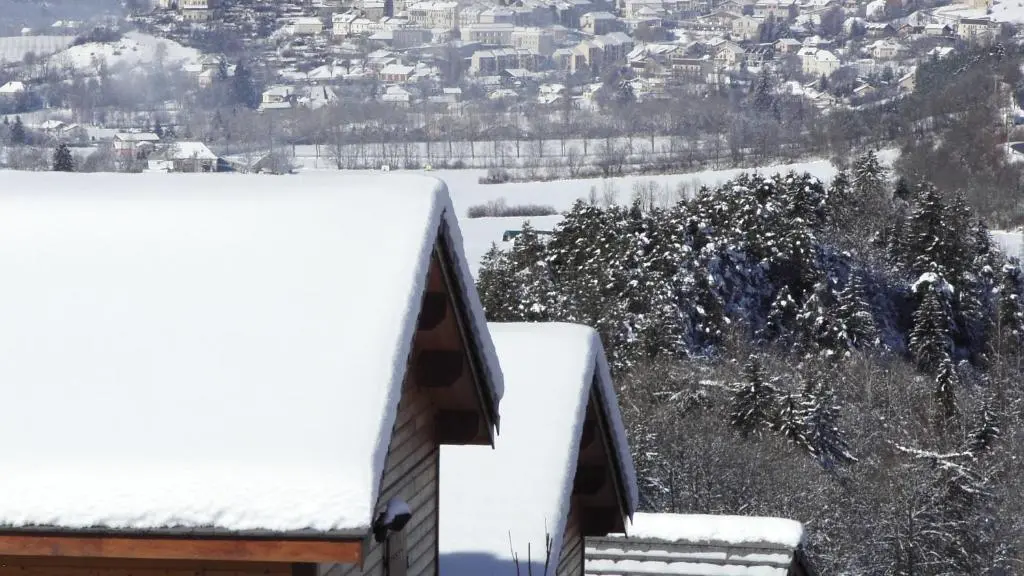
[476,152,1024,574]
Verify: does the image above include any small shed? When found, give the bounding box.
[0,172,504,576]
[441,323,638,576]
[585,513,815,576]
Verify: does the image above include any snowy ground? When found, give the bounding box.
[991,0,1024,23]
[460,215,564,278]
[0,36,75,64]
[994,230,1024,258]
[418,159,840,215]
[47,32,200,73]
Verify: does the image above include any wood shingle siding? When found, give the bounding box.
[556,502,584,576]
[321,375,439,576]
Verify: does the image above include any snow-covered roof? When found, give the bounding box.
[0,81,26,94]
[440,323,637,576]
[0,172,502,536]
[114,132,161,142]
[586,513,808,576]
[166,141,218,160]
[625,513,806,548]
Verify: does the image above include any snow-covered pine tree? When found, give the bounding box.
[729,355,778,438]
[851,150,888,232]
[825,169,855,234]
[762,285,798,341]
[476,244,519,321]
[834,272,877,349]
[796,280,841,354]
[909,285,953,371]
[997,263,1024,345]
[907,182,949,277]
[933,357,960,427]
[801,381,857,469]
[966,397,999,454]
[52,143,74,172]
[774,392,809,451]
[944,190,974,283]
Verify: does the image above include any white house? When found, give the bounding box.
[801,47,839,77]
[290,16,325,34]
[441,323,637,576]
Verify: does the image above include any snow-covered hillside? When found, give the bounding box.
[0,36,75,64]
[990,0,1024,23]
[48,32,200,72]
[994,230,1023,258]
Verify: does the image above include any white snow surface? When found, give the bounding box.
[993,230,1023,258]
[0,35,75,62]
[0,170,502,534]
[618,513,806,549]
[585,557,789,575]
[49,32,200,71]
[460,215,564,278]
[989,0,1024,23]
[440,323,637,576]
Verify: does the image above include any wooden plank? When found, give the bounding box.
[0,556,290,572]
[0,536,362,565]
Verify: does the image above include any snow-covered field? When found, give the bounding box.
[991,0,1024,23]
[48,32,200,72]
[0,36,75,64]
[994,230,1024,258]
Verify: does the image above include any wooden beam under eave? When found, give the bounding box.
[0,535,362,565]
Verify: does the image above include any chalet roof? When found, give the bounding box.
[163,141,218,160]
[0,173,503,537]
[114,132,161,142]
[440,323,637,576]
[586,513,810,576]
[0,81,25,94]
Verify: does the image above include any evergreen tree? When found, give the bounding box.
[10,116,26,145]
[997,263,1024,345]
[763,285,798,340]
[801,382,857,468]
[907,183,949,276]
[730,355,778,438]
[910,286,952,371]
[966,397,999,454]
[944,190,974,283]
[825,169,855,233]
[52,143,74,172]
[476,244,518,321]
[231,60,258,109]
[774,392,809,451]
[154,119,164,139]
[851,149,888,220]
[893,175,912,202]
[834,272,877,349]
[934,357,959,426]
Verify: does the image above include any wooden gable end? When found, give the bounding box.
[558,371,631,576]
[571,375,630,538]
[409,221,498,447]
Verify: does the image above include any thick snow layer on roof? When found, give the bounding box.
[440,323,636,576]
[585,557,790,575]
[620,513,806,549]
[0,170,501,535]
